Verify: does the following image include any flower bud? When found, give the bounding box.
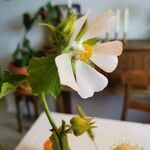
[70,116,95,136]
[58,15,76,35]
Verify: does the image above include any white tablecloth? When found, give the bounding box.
[16,112,150,150]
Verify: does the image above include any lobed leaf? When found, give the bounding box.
[27,56,61,98]
[0,72,26,99]
[0,83,15,99]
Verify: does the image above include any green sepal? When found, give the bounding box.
[76,105,95,140]
[39,22,57,32]
[27,56,61,98]
[40,14,76,53]
[39,23,70,53]
[57,15,76,35]
[83,38,101,46]
[75,20,88,41]
[0,72,26,99]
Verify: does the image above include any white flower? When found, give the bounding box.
[55,10,123,99]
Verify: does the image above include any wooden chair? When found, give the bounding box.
[15,87,72,132]
[15,88,39,132]
[56,87,72,114]
[121,70,150,121]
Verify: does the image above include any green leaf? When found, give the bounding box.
[0,83,15,99]
[0,72,26,99]
[27,56,61,98]
[2,71,25,83]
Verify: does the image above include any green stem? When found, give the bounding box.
[40,93,59,136]
[64,126,73,134]
[40,93,69,150]
[59,134,69,150]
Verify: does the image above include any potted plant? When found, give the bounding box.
[9,7,39,74]
[8,2,59,90]
[9,38,34,75]
[9,2,62,75]
[40,2,59,25]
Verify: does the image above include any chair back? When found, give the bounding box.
[122,70,149,87]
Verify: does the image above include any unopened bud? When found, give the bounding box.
[70,116,95,136]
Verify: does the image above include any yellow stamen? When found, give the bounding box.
[83,44,93,52]
[73,44,93,61]
[80,44,93,61]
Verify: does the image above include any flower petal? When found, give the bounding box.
[68,10,90,47]
[91,52,118,73]
[81,10,117,41]
[76,60,108,99]
[93,41,123,56]
[55,53,78,91]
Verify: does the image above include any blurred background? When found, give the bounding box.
[0,0,150,149]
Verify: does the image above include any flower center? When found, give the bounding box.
[73,44,93,61]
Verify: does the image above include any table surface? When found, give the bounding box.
[16,112,150,150]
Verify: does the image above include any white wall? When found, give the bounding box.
[0,0,150,67]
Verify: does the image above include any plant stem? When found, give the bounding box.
[59,134,69,150]
[40,93,69,150]
[40,93,59,136]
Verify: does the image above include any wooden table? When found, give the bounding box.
[16,112,150,150]
[109,40,150,87]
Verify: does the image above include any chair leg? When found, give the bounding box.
[121,102,128,121]
[121,84,129,121]
[56,92,65,113]
[25,96,31,118]
[32,96,39,118]
[56,91,72,114]
[62,91,72,114]
[15,93,22,132]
